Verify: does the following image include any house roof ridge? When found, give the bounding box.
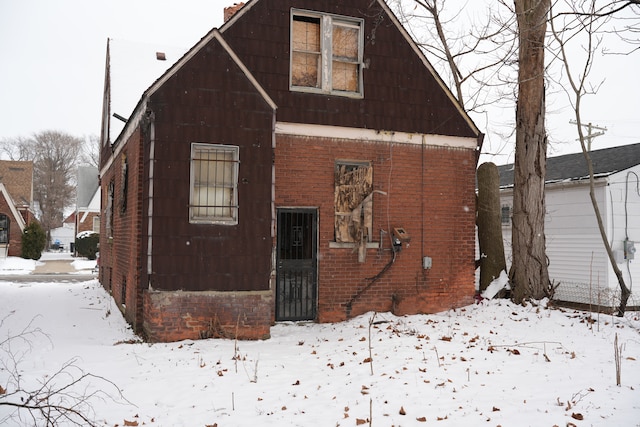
[496,142,640,187]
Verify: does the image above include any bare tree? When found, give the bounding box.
[0,130,82,247]
[510,0,552,303]
[78,135,100,169]
[391,0,518,114]
[549,0,636,315]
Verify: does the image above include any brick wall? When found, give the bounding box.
[275,134,476,322]
[0,196,23,257]
[143,289,272,341]
[77,212,99,234]
[99,129,144,330]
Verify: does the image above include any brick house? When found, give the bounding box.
[98,0,482,342]
[0,160,35,257]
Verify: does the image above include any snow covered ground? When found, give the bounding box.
[0,255,639,426]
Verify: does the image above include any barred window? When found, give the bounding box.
[189,143,239,224]
[291,10,363,96]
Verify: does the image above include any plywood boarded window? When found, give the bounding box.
[106,180,114,238]
[334,162,373,245]
[332,22,359,92]
[292,15,321,88]
[189,143,239,225]
[291,10,363,96]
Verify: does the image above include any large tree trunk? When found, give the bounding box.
[511,0,552,303]
[476,162,507,292]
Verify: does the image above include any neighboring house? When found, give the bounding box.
[99,0,483,342]
[497,143,640,309]
[0,161,35,257]
[49,213,75,252]
[75,166,100,237]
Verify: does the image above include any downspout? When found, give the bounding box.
[146,110,156,284]
[271,108,277,291]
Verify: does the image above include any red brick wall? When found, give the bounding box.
[143,290,272,341]
[99,129,143,330]
[0,197,23,257]
[77,212,99,234]
[275,134,476,322]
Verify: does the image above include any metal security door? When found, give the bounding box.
[276,209,317,321]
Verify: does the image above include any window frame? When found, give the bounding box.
[189,143,240,225]
[501,204,512,227]
[290,9,364,98]
[333,160,373,244]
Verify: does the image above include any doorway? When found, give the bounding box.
[276,208,317,321]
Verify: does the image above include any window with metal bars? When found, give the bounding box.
[291,10,363,96]
[189,143,239,224]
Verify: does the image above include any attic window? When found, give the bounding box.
[291,10,364,97]
[334,162,373,260]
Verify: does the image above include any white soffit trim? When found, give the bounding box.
[0,183,26,232]
[275,122,477,150]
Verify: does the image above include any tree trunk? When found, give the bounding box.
[511,0,552,303]
[476,162,507,292]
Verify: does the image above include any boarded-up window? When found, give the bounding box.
[334,162,373,244]
[291,10,363,96]
[106,180,114,238]
[292,15,321,88]
[189,143,239,225]
[332,22,359,92]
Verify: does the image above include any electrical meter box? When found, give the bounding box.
[625,240,636,260]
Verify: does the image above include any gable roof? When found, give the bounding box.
[103,0,479,161]
[104,38,189,145]
[497,142,640,188]
[0,183,26,232]
[77,166,99,209]
[101,27,277,176]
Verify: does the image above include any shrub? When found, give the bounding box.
[75,231,99,260]
[21,222,46,260]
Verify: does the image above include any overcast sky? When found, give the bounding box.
[0,0,637,164]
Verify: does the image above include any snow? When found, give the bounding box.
[1,266,639,426]
[481,270,510,300]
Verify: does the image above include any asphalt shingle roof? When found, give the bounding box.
[496,142,640,188]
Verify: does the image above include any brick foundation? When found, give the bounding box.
[142,289,273,342]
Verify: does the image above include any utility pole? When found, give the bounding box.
[569,120,607,151]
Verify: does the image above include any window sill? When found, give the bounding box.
[329,241,379,249]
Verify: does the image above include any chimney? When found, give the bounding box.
[224,2,245,22]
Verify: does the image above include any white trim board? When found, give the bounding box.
[275,122,477,150]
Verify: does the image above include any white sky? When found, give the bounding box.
[0,0,638,164]
[0,0,232,141]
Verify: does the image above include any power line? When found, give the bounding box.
[569,120,607,151]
